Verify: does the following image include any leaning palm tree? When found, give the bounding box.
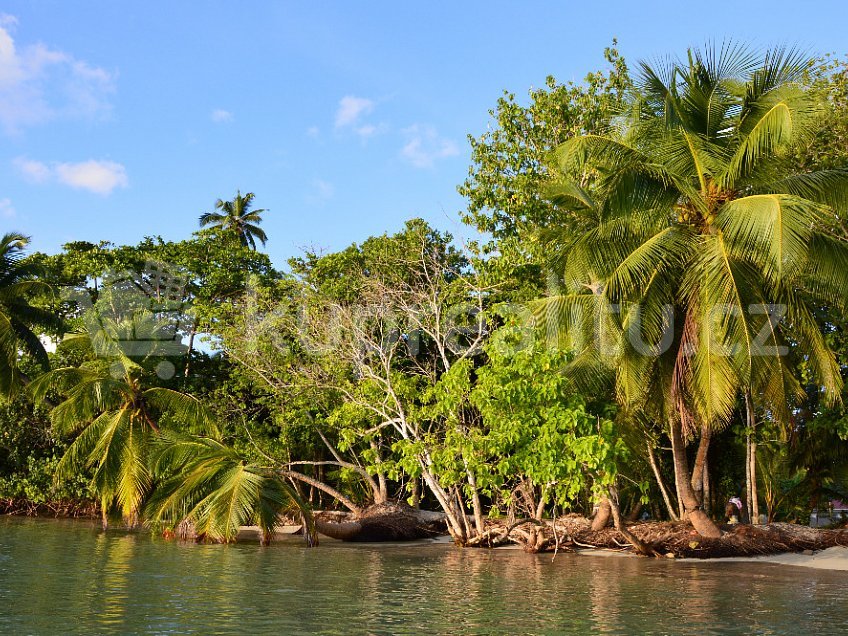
[146,433,317,546]
[0,232,57,399]
[199,191,268,249]
[30,317,214,527]
[536,45,848,537]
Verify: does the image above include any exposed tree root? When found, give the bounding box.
[0,497,98,518]
[480,515,848,558]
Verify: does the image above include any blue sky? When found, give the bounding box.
[2,1,848,269]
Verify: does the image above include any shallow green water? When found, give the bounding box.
[0,516,845,635]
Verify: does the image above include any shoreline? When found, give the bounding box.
[6,508,848,571]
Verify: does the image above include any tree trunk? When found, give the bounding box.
[669,427,687,520]
[669,420,722,538]
[591,497,612,531]
[280,470,360,514]
[465,467,485,537]
[647,442,679,521]
[183,317,198,378]
[744,390,754,524]
[626,501,643,523]
[745,391,759,524]
[420,465,466,543]
[369,440,388,504]
[750,439,759,524]
[703,451,712,516]
[690,427,711,507]
[410,478,420,509]
[608,487,655,556]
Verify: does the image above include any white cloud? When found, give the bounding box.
[0,17,115,134]
[306,179,335,205]
[210,108,233,123]
[355,124,377,138]
[400,124,459,168]
[0,197,14,218]
[335,95,374,128]
[13,157,128,195]
[306,125,320,138]
[55,160,128,195]
[13,157,50,182]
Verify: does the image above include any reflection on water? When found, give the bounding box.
[0,516,845,635]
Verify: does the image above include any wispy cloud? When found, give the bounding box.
[306,178,335,205]
[335,96,374,128]
[13,157,51,182]
[0,197,14,218]
[210,108,233,123]
[13,157,128,195]
[400,124,459,168]
[0,16,116,134]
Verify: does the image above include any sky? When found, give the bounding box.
[2,1,848,270]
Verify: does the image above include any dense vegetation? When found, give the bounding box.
[2,45,847,545]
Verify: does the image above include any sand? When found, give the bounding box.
[714,546,848,571]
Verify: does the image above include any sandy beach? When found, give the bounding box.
[716,546,848,571]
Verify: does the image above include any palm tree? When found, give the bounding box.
[199,191,268,249]
[30,319,214,526]
[0,232,56,399]
[146,433,317,545]
[536,45,848,537]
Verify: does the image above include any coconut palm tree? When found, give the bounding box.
[536,45,848,537]
[199,191,268,250]
[30,318,214,527]
[146,433,317,545]
[0,232,57,399]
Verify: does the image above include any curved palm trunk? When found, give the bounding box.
[670,420,722,538]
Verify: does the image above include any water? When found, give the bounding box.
[0,517,845,635]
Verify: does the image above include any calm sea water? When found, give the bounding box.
[0,516,845,635]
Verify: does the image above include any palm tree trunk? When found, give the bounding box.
[750,439,759,524]
[647,442,679,521]
[690,426,711,506]
[669,420,722,538]
[744,390,755,523]
[745,391,760,524]
[669,427,687,520]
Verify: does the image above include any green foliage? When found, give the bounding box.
[3,46,848,539]
[536,45,848,437]
[0,233,57,399]
[199,191,269,250]
[147,433,311,543]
